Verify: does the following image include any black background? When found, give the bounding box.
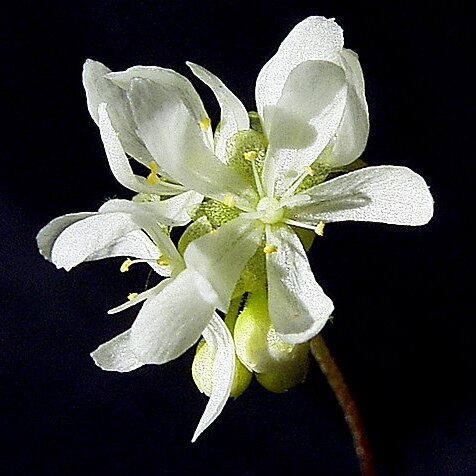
[1,1,474,475]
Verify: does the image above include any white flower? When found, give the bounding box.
[37,199,236,442]
[116,16,433,346]
[38,15,434,441]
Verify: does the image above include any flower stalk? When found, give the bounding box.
[310,335,376,476]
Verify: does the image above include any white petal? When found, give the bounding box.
[37,212,95,261]
[266,225,334,344]
[130,270,217,364]
[91,329,144,372]
[325,49,369,167]
[106,65,213,149]
[128,77,257,208]
[187,62,249,162]
[184,217,264,311]
[192,313,235,442]
[82,60,152,165]
[98,103,184,195]
[50,212,141,271]
[88,229,170,277]
[96,199,186,268]
[263,60,347,196]
[99,191,202,227]
[256,16,344,127]
[289,166,434,226]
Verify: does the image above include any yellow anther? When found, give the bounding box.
[304,165,314,176]
[157,255,170,266]
[120,258,133,273]
[263,244,278,254]
[315,221,326,236]
[200,117,211,130]
[223,193,235,208]
[147,160,160,184]
[127,292,138,301]
[244,150,258,161]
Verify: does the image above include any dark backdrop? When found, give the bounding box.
[2,1,474,475]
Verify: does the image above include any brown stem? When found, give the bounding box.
[310,335,376,476]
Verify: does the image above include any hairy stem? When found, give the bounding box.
[310,335,376,476]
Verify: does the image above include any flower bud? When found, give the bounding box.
[234,292,310,381]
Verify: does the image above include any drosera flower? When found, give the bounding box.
[37,14,434,443]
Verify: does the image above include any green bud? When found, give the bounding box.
[256,355,310,393]
[234,293,310,375]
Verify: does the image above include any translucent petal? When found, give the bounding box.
[88,229,170,277]
[265,225,334,344]
[324,49,369,167]
[128,78,257,209]
[50,212,142,271]
[82,60,152,165]
[106,65,213,149]
[263,60,347,196]
[98,103,185,195]
[37,212,95,261]
[187,62,249,162]
[192,313,235,442]
[90,330,144,372]
[130,270,217,364]
[289,166,434,226]
[184,217,264,311]
[256,16,344,128]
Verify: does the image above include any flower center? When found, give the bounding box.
[256,197,284,224]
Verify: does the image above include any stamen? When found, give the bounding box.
[120,257,158,272]
[315,221,326,236]
[304,165,315,176]
[157,255,170,266]
[200,117,211,130]
[147,160,160,184]
[244,150,258,161]
[281,169,309,199]
[283,218,318,231]
[223,193,235,208]
[263,244,278,254]
[244,149,265,198]
[127,292,138,301]
[120,258,133,273]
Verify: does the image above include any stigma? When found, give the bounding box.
[256,197,284,224]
